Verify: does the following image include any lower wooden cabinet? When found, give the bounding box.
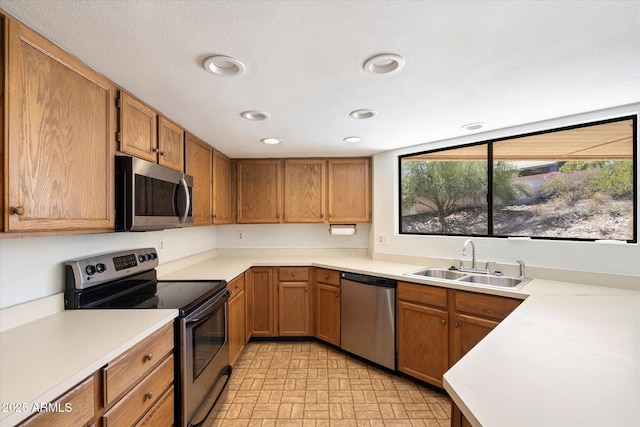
[18,323,174,427]
[277,267,311,336]
[314,268,341,346]
[228,273,247,365]
[248,267,276,337]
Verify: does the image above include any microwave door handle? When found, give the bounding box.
[179,177,190,224]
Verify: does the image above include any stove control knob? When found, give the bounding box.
[138,255,145,263]
[96,263,106,273]
[85,265,96,276]
[145,253,152,261]
[150,252,157,260]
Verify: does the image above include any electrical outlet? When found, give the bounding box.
[376,233,388,246]
[158,238,165,251]
[237,231,244,240]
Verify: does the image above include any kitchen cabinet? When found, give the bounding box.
[118,91,184,172]
[277,267,311,336]
[283,159,326,222]
[248,267,276,336]
[4,18,116,232]
[449,289,521,427]
[314,268,341,346]
[212,150,233,224]
[397,281,449,388]
[237,159,282,223]
[228,273,247,366]
[185,133,213,226]
[327,158,371,223]
[102,322,174,426]
[18,375,96,427]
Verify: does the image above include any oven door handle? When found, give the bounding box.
[186,289,230,325]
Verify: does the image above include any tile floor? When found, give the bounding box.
[213,341,451,427]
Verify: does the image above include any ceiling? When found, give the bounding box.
[1,0,638,159]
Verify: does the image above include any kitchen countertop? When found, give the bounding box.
[0,309,177,427]
[160,253,639,427]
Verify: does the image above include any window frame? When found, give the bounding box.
[398,115,638,243]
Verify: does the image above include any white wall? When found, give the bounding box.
[371,104,640,281]
[0,226,217,309]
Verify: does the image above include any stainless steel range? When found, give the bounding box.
[64,248,230,427]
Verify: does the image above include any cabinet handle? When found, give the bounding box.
[12,206,25,216]
[325,275,329,279]
[292,272,296,277]
[160,151,166,156]
[454,321,459,328]
[152,147,159,153]
[305,287,308,292]
[335,293,338,298]
[235,285,239,289]
[441,319,446,325]
[144,391,154,400]
[144,352,153,361]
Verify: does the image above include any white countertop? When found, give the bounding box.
[0,309,177,427]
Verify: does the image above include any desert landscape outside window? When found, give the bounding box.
[400,116,637,242]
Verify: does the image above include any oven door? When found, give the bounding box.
[179,287,231,427]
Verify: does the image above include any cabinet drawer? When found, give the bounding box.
[134,385,174,427]
[19,375,95,427]
[398,281,447,309]
[315,268,340,286]
[229,273,245,297]
[279,267,310,281]
[103,354,173,427]
[103,323,173,405]
[454,290,522,321]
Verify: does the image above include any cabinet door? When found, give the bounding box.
[212,150,232,224]
[185,133,213,226]
[397,301,448,388]
[237,159,282,223]
[119,91,157,163]
[6,20,115,232]
[157,116,184,172]
[327,158,371,223]
[283,159,326,223]
[451,313,499,364]
[228,289,246,366]
[278,281,310,336]
[248,267,275,336]
[315,283,340,346]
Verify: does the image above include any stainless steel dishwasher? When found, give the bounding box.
[340,272,396,370]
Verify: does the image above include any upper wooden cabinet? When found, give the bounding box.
[4,19,116,232]
[212,150,232,224]
[283,159,326,223]
[237,159,282,223]
[118,91,184,172]
[327,158,371,223]
[185,133,213,226]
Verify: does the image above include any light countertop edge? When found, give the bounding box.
[0,309,177,427]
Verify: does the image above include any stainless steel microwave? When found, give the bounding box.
[115,155,194,231]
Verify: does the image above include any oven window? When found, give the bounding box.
[192,306,225,381]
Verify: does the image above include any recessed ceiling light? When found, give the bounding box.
[241,110,269,121]
[261,137,281,145]
[350,109,377,119]
[461,122,485,131]
[363,54,405,74]
[343,136,362,143]
[203,55,245,76]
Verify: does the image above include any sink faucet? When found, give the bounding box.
[462,239,477,270]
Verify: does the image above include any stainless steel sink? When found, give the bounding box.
[404,268,467,280]
[458,274,524,288]
[403,267,530,290]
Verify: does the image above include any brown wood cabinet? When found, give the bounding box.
[327,158,371,223]
[237,159,282,223]
[118,91,184,172]
[213,150,233,224]
[185,133,213,226]
[228,273,247,365]
[277,267,311,336]
[248,267,276,336]
[397,281,449,388]
[5,19,116,232]
[314,268,341,346]
[283,159,326,222]
[18,375,96,427]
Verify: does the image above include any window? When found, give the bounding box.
[399,116,637,242]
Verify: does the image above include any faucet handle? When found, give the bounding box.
[484,261,495,274]
[454,258,464,270]
[516,260,526,278]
